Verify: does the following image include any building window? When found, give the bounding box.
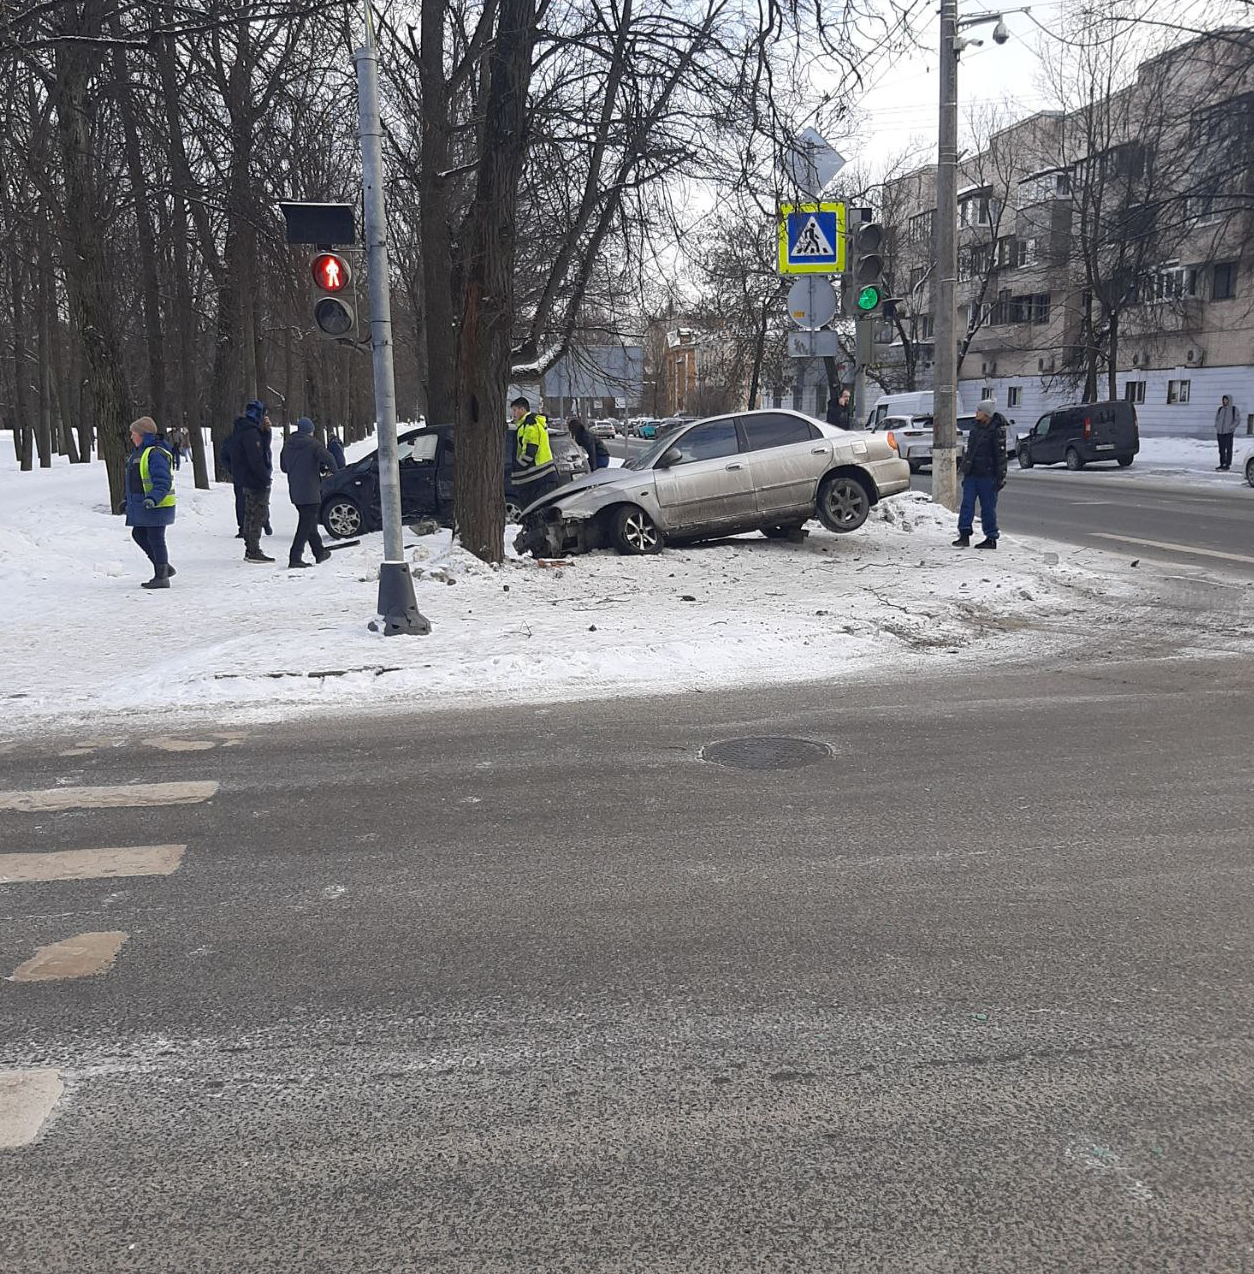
[1145,263,1198,303]
[917,313,935,341]
[1189,191,1225,224]
[909,264,927,293]
[959,191,998,228]
[1007,387,1021,407]
[995,236,1016,269]
[816,387,826,417]
[771,388,783,408]
[982,387,994,401]
[1213,262,1237,301]
[1124,380,1146,404]
[1016,238,1037,268]
[791,383,803,411]
[1167,379,1191,404]
[909,209,935,244]
[1017,169,1071,206]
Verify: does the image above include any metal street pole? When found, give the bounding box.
[356,7,430,635]
[854,317,872,430]
[932,0,961,511]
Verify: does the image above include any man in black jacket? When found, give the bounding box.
[280,417,340,568]
[232,404,276,563]
[954,398,1007,550]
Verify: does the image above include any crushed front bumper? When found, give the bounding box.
[513,507,602,558]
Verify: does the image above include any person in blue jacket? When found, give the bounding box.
[125,416,176,589]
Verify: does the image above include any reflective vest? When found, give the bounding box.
[140,446,176,507]
[515,413,553,469]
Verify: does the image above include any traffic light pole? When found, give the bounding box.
[854,316,873,431]
[355,9,431,635]
[931,0,961,511]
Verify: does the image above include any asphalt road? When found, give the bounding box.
[3,657,1253,1272]
[608,436,1254,578]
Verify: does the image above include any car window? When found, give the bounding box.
[399,433,439,465]
[1049,414,1071,434]
[740,413,815,450]
[664,419,740,465]
[1034,415,1051,436]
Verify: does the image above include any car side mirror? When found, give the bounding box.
[658,447,682,468]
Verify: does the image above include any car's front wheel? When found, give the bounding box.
[1017,446,1034,469]
[816,472,871,533]
[610,505,662,555]
[322,496,364,540]
[1245,455,1254,487]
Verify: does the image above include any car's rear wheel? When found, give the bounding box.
[322,496,364,540]
[1245,455,1254,487]
[1017,446,1033,469]
[1065,447,1084,470]
[610,505,662,555]
[1116,455,1134,468]
[816,472,871,533]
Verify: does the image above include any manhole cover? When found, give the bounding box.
[701,736,831,771]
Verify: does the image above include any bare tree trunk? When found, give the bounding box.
[37,259,54,466]
[1106,310,1119,402]
[419,0,458,423]
[11,258,34,470]
[454,0,538,563]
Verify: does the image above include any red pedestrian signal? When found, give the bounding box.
[309,251,356,341]
[311,252,351,292]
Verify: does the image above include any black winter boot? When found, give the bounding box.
[141,564,171,589]
[952,533,971,548]
[974,537,998,550]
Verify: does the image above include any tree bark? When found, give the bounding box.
[454,0,538,563]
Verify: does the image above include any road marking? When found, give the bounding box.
[0,1070,64,1147]
[9,931,128,981]
[0,844,186,883]
[141,736,218,752]
[1091,533,1254,566]
[0,780,217,813]
[1069,500,1115,506]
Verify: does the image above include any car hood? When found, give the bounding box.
[524,465,643,511]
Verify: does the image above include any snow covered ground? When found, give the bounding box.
[1,438,1247,740]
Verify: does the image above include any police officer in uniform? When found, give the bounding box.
[125,416,177,588]
[510,396,561,506]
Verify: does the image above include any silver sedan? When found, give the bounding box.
[513,408,910,557]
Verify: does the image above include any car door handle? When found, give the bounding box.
[811,447,827,454]
[725,463,743,470]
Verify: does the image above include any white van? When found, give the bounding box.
[865,390,970,430]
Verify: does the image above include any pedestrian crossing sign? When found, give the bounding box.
[777,202,846,275]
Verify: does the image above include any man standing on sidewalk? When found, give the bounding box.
[953,398,1007,551]
[1214,394,1240,471]
[233,406,275,564]
[280,417,339,569]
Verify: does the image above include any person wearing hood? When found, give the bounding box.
[233,400,276,563]
[280,417,340,569]
[326,429,347,469]
[953,398,1008,550]
[125,416,176,589]
[569,418,609,471]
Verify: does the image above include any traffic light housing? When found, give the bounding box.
[852,220,884,288]
[310,251,355,340]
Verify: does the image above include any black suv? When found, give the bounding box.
[1017,400,1139,470]
[318,424,588,540]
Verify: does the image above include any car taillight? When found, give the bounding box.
[1083,416,1091,439]
[886,430,898,452]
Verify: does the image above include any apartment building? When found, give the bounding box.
[878,28,1254,435]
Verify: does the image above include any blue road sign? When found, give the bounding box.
[777,203,846,274]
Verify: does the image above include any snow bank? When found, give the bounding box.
[0,440,1161,737]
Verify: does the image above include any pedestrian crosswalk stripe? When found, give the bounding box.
[9,931,128,981]
[0,844,186,883]
[0,781,218,813]
[0,1070,63,1148]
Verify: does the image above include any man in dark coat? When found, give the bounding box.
[233,403,276,563]
[326,429,347,469]
[569,418,609,472]
[826,387,853,430]
[280,417,340,568]
[954,398,1008,550]
[220,416,248,538]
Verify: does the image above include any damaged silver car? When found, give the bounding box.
[513,409,911,558]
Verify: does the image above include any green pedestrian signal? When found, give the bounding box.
[856,284,882,312]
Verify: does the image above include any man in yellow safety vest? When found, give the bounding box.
[510,396,561,506]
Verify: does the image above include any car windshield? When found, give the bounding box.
[624,433,684,470]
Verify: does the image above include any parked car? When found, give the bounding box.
[514,408,910,558]
[872,413,934,473]
[636,419,665,439]
[865,390,971,431]
[590,420,617,439]
[318,423,581,540]
[1016,400,1139,470]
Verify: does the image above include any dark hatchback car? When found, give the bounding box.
[318,423,586,540]
[1017,400,1139,470]
[321,425,586,540]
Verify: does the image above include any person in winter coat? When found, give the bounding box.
[826,388,853,430]
[220,416,248,538]
[232,403,276,563]
[326,429,347,470]
[569,418,609,471]
[125,416,177,589]
[1214,394,1240,470]
[510,396,561,503]
[280,417,339,569]
[953,398,1008,550]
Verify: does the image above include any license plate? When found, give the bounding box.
[1095,443,1114,450]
